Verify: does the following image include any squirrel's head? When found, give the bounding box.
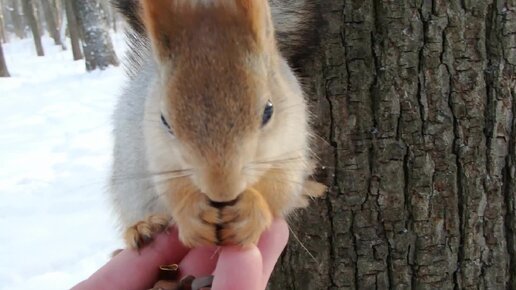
[142,0,308,203]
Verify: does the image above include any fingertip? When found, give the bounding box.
[149,227,190,262]
[179,246,218,278]
[257,219,289,286]
[212,245,262,290]
[260,219,289,248]
[75,227,190,290]
[221,245,261,260]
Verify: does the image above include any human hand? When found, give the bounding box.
[71,219,289,290]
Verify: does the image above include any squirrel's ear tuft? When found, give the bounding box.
[233,0,273,47]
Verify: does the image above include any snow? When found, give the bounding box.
[0,34,127,290]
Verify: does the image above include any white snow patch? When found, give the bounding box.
[0,34,127,290]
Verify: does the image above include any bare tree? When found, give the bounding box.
[73,0,118,71]
[8,0,26,39]
[53,0,67,49]
[269,1,516,290]
[40,0,62,46]
[0,41,9,77]
[21,0,43,56]
[0,2,7,43]
[64,0,81,60]
[32,0,44,32]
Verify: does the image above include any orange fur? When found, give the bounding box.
[156,177,217,247]
[125,173,324,248]
[122,0,320,249]
[234,0,270,45]
[156,176,274,247]
[125,214,171,249]
[218,188,272,246]
[144,0,277,202]
[141,0,270,60]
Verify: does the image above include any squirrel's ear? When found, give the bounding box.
[141,0,177,61]
[234,0,274,47]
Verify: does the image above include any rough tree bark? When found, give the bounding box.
[74,0,118,71]
[270,1,516,289]
[21,0,44,56]
[0,41,9,77]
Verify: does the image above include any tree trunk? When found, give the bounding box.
[73,0,118,71]
[21,0,43,56]
[100,0,117,32]
[270,1,516,289]
[9,0,26,39]
[64,0,82,60]
[40,0,62,46]
[54,0,67,49]
[0,41,9,77]
[0,1,7,43]
[33,0,44,32]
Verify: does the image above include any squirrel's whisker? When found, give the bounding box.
[242,173,307,187]
[111,170,193,183]
[251,155,304,165]
[286,222,320,267]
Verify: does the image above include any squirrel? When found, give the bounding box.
[110,0,325,249]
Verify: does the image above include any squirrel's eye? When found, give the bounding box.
[160,114,174,135]
[261,100,274,127]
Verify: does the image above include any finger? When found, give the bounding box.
[72,227,190,290]
[178,246,219,278]
[257,219,289,287]
[211,245,262,290]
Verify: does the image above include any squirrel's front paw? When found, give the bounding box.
[172,189,272,247]
[174,194,220,248]
[217,188,273,247]
[124,214,171,249]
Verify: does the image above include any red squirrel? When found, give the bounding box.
[110,0,325,249]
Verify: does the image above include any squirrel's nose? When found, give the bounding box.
[198,168,246,203]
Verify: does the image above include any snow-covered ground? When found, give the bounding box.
[0,34,127,290]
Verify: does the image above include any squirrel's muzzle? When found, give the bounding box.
[197,166,246,203]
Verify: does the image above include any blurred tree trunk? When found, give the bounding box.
[0,41,9,77]
[54,0,67,49]
[9,0,26,38]
[74,0,118,71]
[21,0,43,56]
[269,1,516,290]
[0,2,7,43]
[32,0,44,32]
[40,0,62,46]
[100,0,117,32]
[64,0,81,60]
